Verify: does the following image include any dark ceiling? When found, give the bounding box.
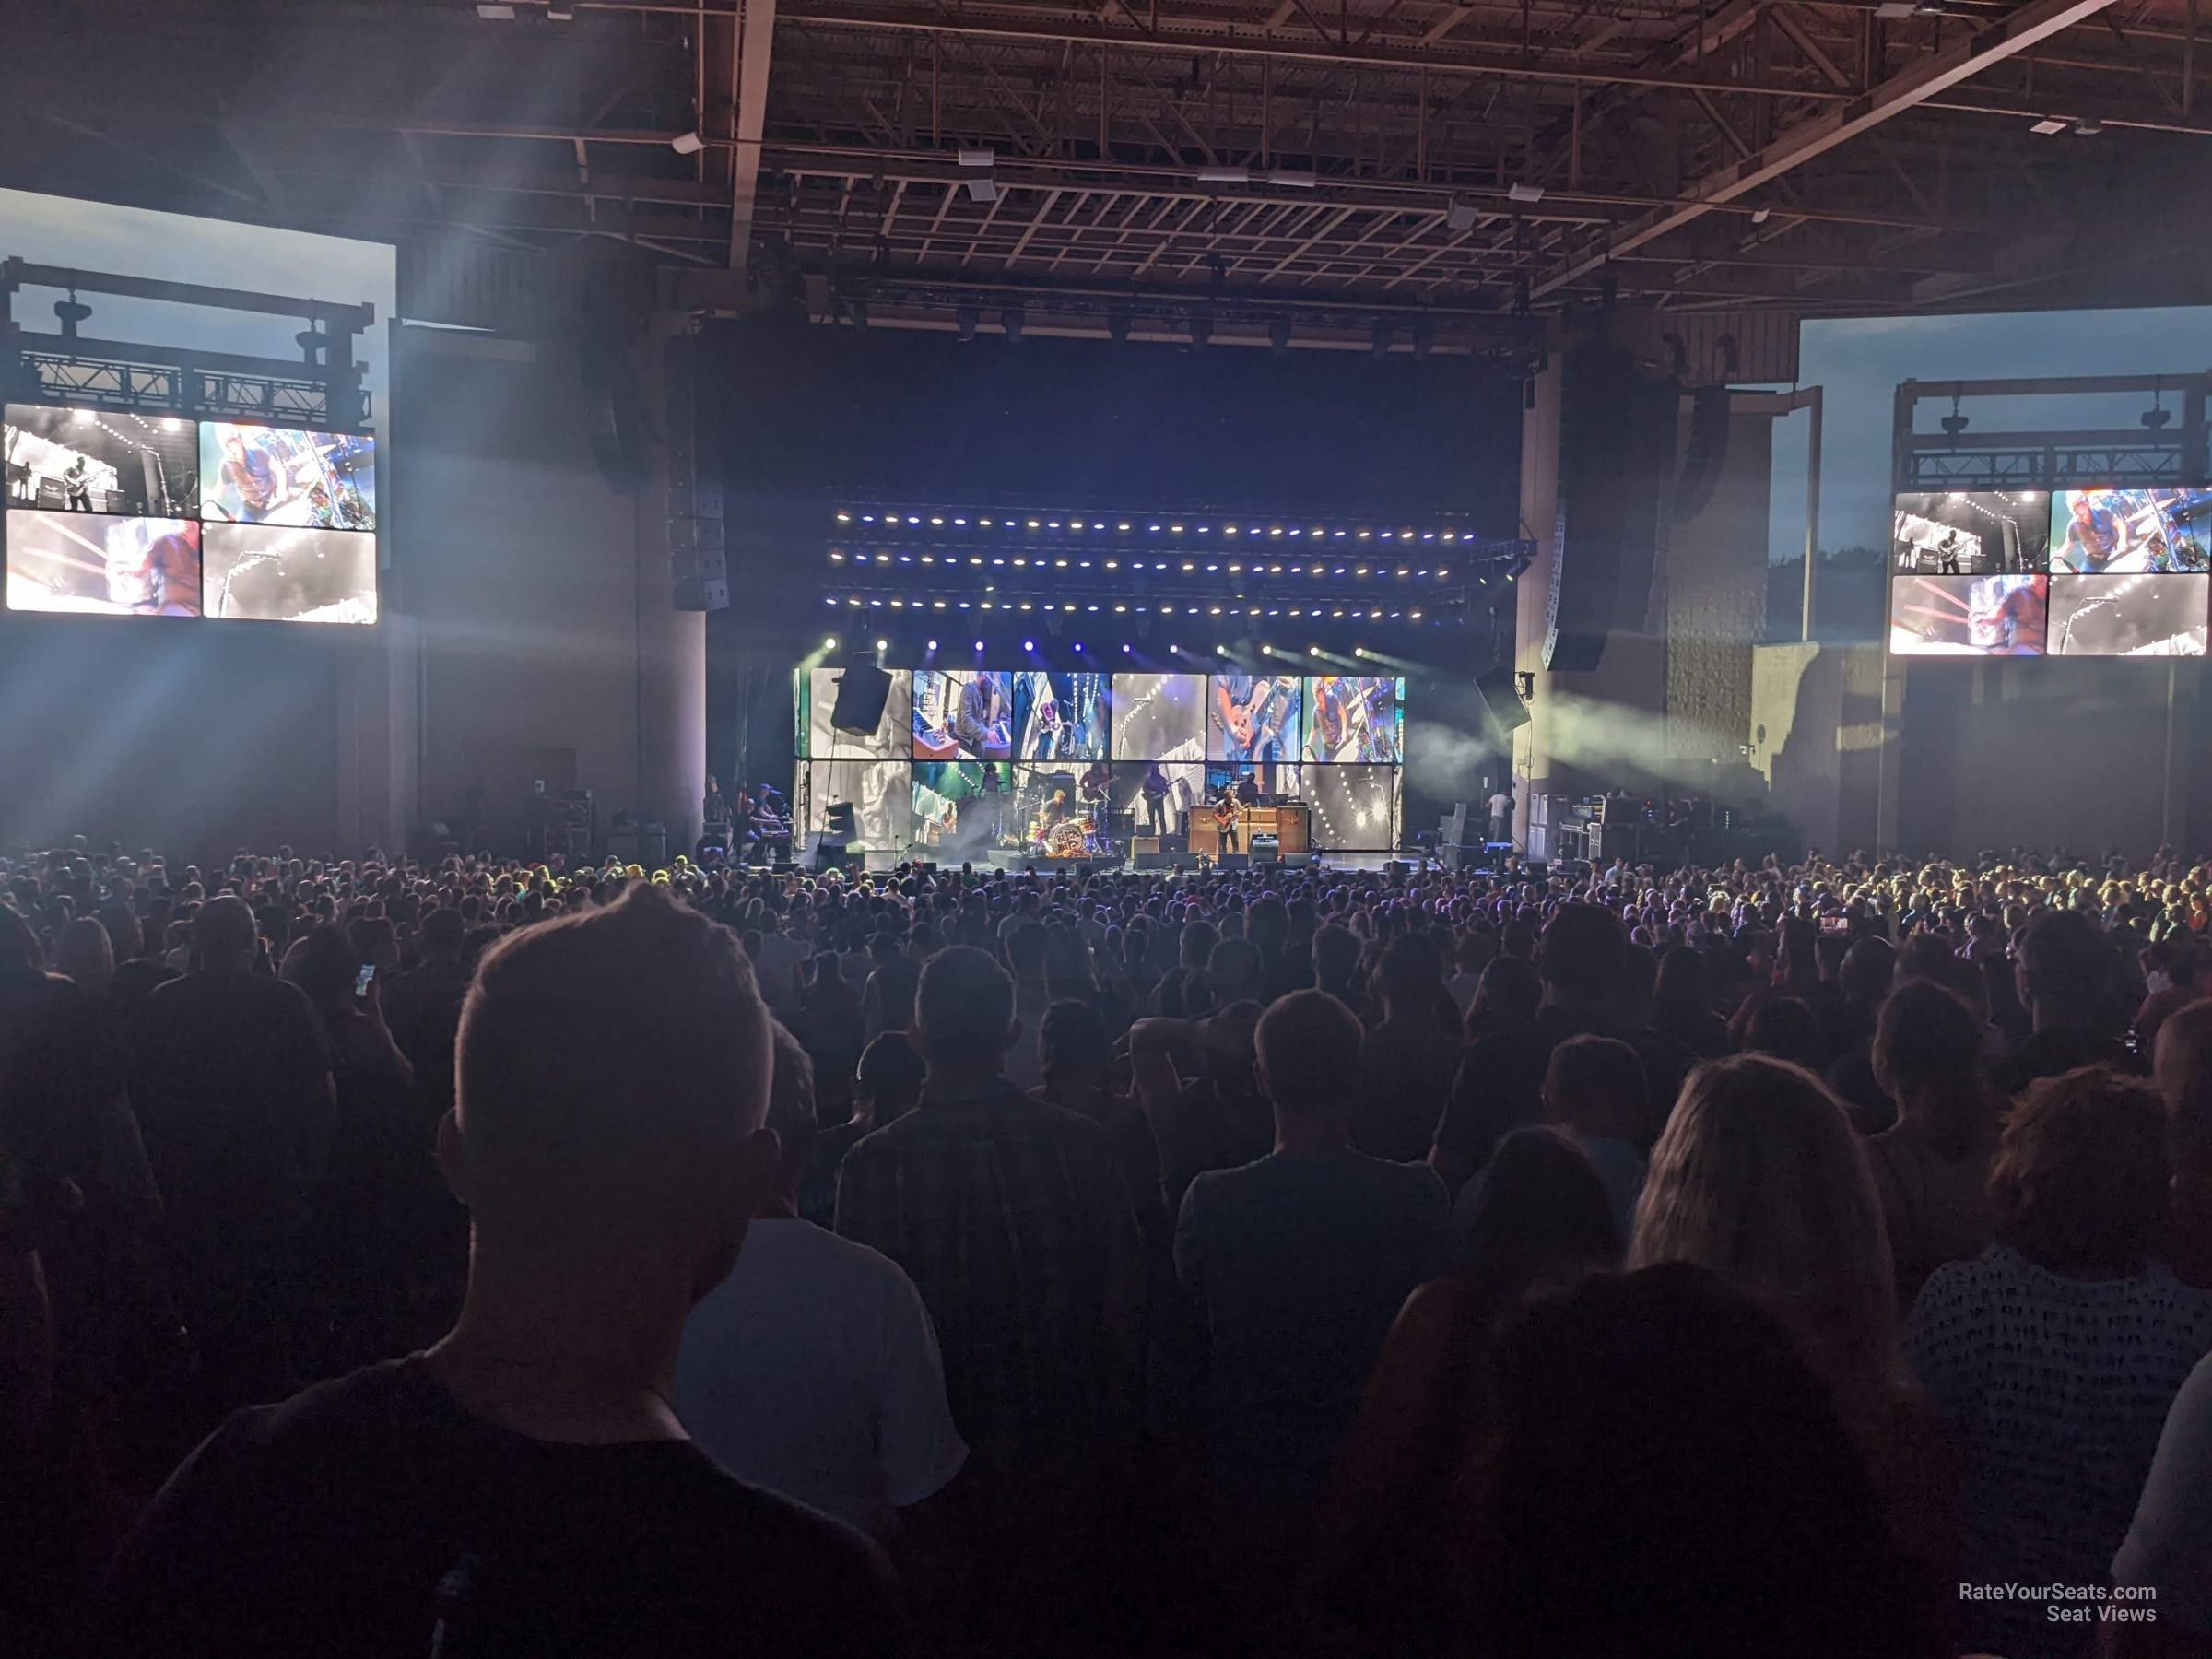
[5,0,2207,352]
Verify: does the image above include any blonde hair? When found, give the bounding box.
[1630,1055,1898,1406]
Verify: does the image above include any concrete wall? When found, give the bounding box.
[391,324,704,856]
[1750,641,1886,854]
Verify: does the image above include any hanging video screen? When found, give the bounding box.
[1206,671,1303,765]
[1891,491,2049,575]
[1888,572,2046,656]
[2050,488,2212,575]
[1109,672,1206,763]
[1305,676,1404,763]
[201,524,377,624]
[1309,764,1400,852]
[1008,670,1111,762]
[912,669,1017,760]
[796,665,911,759]
[5,511,202,617]
[1109,760,1204,839]
[200,421,376,531]
[5,405,200,518]
[802,759,913,852]
[2047,572,2209,657]
[911,759,1015,855]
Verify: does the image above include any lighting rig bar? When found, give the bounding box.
[1902,443,2200,491]
[9,347,355,425]
[1893,374,2211,493]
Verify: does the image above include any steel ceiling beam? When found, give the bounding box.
[1529,0,2126,298]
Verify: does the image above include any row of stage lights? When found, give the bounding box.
[836,509,1479,544]
[830,549,1475,582]
[820,634,1406,665]
[820,593,1477,618]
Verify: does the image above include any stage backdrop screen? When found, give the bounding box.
[1010,670,1111,762]
[782,666,1406,855]
[802,759,912,852]
[202,524,377,624]
[1207,671,1303,765]
[796,665,912,759]
[5,511,202,617]
[2047,572,2210,657]
[200,421,377,531]
[1888,572,2047,656]
[1892,491,2049,575]
[912,669,1018,760]
[1111,673,1206,764]
[1306,676,1404,763]
[2050,488,2212,574]
[6,404,199,518]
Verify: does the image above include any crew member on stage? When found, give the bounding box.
[700,776,731,859]
[1488,784,1513,846]
[1234,771,1261,809]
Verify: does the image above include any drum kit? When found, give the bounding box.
[1033,815,1105,858]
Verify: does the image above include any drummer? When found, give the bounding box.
[1041,788,1074,830]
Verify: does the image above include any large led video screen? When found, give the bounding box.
[1109,673,1206,763]
[1888,572,2046,657]
[2047,572,2210,657]
[1207,672,1303,765]
[1891,491,2048,575]
[1108,761,1204,838]
[912,669,1016,760]
[2051,488,2212,575]
[202,524,377,625]
[5,511,201,617]
[795,665,912,759]
[803,759,913,852]
[1306,676,1404,763]
[912,760,1015,855]
[1309,764,1400,852]
[1010,670,1111,762]
[200,421,377,530]
[5,404,199,518]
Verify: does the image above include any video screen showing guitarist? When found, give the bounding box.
[1210,673,1300,767]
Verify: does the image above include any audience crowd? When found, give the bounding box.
[9,833,2212,1655]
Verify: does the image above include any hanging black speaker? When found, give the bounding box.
[829,665,894,736]
[1474,666,1530,737]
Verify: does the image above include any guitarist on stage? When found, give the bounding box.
[1213,784,1244,854]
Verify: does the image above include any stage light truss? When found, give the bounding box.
[1905,444,2200,491]
[818,582,1470,625]
[10,347,364,427]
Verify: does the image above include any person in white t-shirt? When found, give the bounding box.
[676,1023,967,1535]
[1486,790,1513,846]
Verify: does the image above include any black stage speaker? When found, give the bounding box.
[830,665,894,736]
[665,336,729,611]
[1547,340,1678,674]
[1474,666,1530,737]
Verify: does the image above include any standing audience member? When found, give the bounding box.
[1532,1034,1649,1242]
[2159,1001,2212,1291]
[127,897,335,1426]
[2108,1345,2212,1656]
[1327,1126,1618,1656]
[799,1031,924,1228]
[52,918,113,999]
[677,1023,965,1535]
[1910,1067,2212,1659]
[1648,946,1726,1059]
[1355,934,1465,1162]
[1865,981,1998,1305]
[836,946,1142,1641]
[100,884,903,1658]
[1631,1054,1958,1645]
[1175,991,1446,1512]
[1999,911,2134,1092]
[1431,905,1691,1187]
[1462,1265,1940,1658]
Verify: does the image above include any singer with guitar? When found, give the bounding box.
[1213,784,1245,855]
